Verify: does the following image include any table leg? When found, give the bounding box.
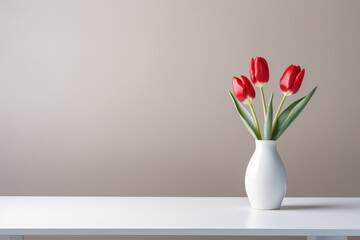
[0,236,24,240]
[307,237,347,240]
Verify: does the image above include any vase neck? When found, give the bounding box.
[255,140,278,149]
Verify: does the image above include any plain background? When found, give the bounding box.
[1,0,360,240]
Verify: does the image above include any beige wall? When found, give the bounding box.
[1,0,360,240]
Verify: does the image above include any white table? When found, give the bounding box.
[0,197,359,240]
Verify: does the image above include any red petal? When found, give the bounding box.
[240,75,256,99]
[292,68,305,94]
[280,65,296,92]
[255,57,269,83]
[232,77,247,103]
[255,57,269,84]
[249,58,256,84]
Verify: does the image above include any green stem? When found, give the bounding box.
[249,103,262,140]
[260,86,267,119]
[272,94,287,130]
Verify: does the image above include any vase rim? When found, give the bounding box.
[255,140,277,142]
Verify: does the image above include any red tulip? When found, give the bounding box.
[280,65,305,95]
[250,57,269,87]
[232,76,255,104]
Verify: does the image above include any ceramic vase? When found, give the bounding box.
[245,140,287,210]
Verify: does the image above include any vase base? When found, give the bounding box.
[251,207,281,210]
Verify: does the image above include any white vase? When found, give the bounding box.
[245,140,287,210]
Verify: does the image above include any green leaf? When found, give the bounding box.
[264,92,274,140]
[272,96,305,139]
[272,86,317,140]
[229,91,259,140]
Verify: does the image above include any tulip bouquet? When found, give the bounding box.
[230,57,317,140]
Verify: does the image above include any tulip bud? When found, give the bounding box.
[232,76,255,104]
[280,65,305,95]
[250,57,269,87]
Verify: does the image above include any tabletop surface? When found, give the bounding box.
[0,197,359,236]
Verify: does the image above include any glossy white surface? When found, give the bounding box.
[245,140,287,209]
[0,197,359,236]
